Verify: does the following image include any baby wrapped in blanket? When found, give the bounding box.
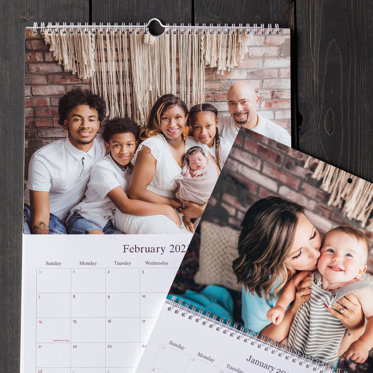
[176,146,219,231]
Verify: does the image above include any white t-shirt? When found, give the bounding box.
[27,136,106,221]
[185,136,232,170]
[134,134,182,198]
[219,113,291,147]
[70,154,132,228]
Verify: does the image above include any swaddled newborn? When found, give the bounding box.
[176,146,219,231]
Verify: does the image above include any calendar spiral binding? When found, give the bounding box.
[27,20,281,35]
[167,297,346,373]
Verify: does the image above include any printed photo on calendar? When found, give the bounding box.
[164,129,373,372]
[23,25,291,235]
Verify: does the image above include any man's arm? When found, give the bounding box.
[30,191,50,234]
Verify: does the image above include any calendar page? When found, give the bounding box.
[21,234,191,373]
[136,300,332,373]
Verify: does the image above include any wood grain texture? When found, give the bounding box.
[0,2,88,371]
[296,0,373,181]
[194,0,293,27]
[92,0,193,23]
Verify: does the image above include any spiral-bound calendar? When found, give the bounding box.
[136,299,335,373]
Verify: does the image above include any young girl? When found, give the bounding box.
[232,196,365,353]
[189,103,233,170]
[175,146,219,232]
[66,117,180,234]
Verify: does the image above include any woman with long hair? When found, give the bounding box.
[233,196,365,351]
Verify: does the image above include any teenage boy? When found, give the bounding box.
[24,89,106,234]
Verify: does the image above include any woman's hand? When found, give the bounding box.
[326,293,364,332]
[179,200,206,219]
[293,273,312,310]
[164,206,182,227]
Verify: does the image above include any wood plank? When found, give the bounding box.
[0,1,89,371]
[296,0,373,181]
[92,0,193,24]
[194,0,293,27]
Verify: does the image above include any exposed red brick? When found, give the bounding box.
[44,51,56,62]
[25,75,48,85]
[263,58,290,69]
[258,186,275,199]
[25,29,42,39]
[247,69,278,79]
[204,80,232,92]
[26,52,44,62]
[278,185,317,211]
[65,84,91,92]
[274,110,291,119]
[35,108,59,118]
[262,162,300,190]
[245,137,283,166]
[205,69,216,80]
[25,86,31,96]
[279,68,291,78]
[47,74,82,84]
[222,193,246,212]
[25,108,34,118]
[38,128,66,137]
[204,92,214,101]
[35,119,53,128]
[25,129,36,138]
[53,118,61,127]
[50,97,61,106]
[212,102,228,111]
[221,202,236,217]
[214,92,228,101]
[238,58,262,69]
[263,100,291,109]
[216,69,247,80]
[32,85,65,96]
[28,63,63,74]
[25,97,50,108]
[25,40,49,51]
[228,217,241,229]
[229,147,262,170]
[248,46,278,57]
[265,35,290,46]
[25,119,34,128]
[263,79,290,90]
[284,159,310,178]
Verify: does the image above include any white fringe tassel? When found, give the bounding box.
[43,26,258,125]
[305,157,373,228]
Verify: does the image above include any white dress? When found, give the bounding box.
[114,134,189,234]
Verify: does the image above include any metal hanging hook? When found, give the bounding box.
[146,18,166,36]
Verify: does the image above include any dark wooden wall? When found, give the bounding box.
[1,0,372,371]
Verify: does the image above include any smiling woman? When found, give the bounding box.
[113,94,192,234]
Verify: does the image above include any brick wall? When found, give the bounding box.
[25,29,91,176]
[203,129,373,272]
[204,29,291,131]
[24,29,290,176]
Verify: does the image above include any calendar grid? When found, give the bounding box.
[35,266,176,372]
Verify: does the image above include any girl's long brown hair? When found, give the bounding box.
[232,196,304,298]
[140,94,189,140]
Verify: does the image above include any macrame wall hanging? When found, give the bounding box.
[38,22,277,126]
[304,157,373,229]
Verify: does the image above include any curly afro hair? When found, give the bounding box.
[58,89,107,126]
[102,117,140,143]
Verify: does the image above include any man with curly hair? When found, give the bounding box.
[24,89,107,234]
